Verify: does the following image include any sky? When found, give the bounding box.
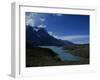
[25,12,89,44]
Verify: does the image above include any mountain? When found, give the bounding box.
[26,25,74,47]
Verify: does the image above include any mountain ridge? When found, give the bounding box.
[26,25,74,47]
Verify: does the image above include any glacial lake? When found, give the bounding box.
[40,46,81,61]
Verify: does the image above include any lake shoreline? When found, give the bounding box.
[26,45,89,67]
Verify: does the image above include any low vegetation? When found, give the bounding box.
[63,44,89,58]
[63,44,89,64]
[26,44,89,67]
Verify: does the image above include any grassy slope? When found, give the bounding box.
[63,44,89,58]
[26,47,61,67]
[63,44,89,64]
[26,45,89,67]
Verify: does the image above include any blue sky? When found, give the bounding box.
[26,12,89,44]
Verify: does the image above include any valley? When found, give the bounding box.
[26,45,89,67]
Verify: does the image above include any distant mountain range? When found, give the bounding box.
[26,25,74,47]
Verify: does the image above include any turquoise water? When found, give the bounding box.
[40,46,81,61]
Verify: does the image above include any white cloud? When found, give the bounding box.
[59,35,89,41]
[48,32,59,39]
[38,24,46,28]
[26,18,35,27]
[26,13,37,26]
[47,33,89,44]
[48,32,89,41]
[53,35,59,39]
[26,13,46,27]
[40,18,45,22]
[48,32,53,35]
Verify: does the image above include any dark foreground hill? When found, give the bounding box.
[26,45,89,67]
